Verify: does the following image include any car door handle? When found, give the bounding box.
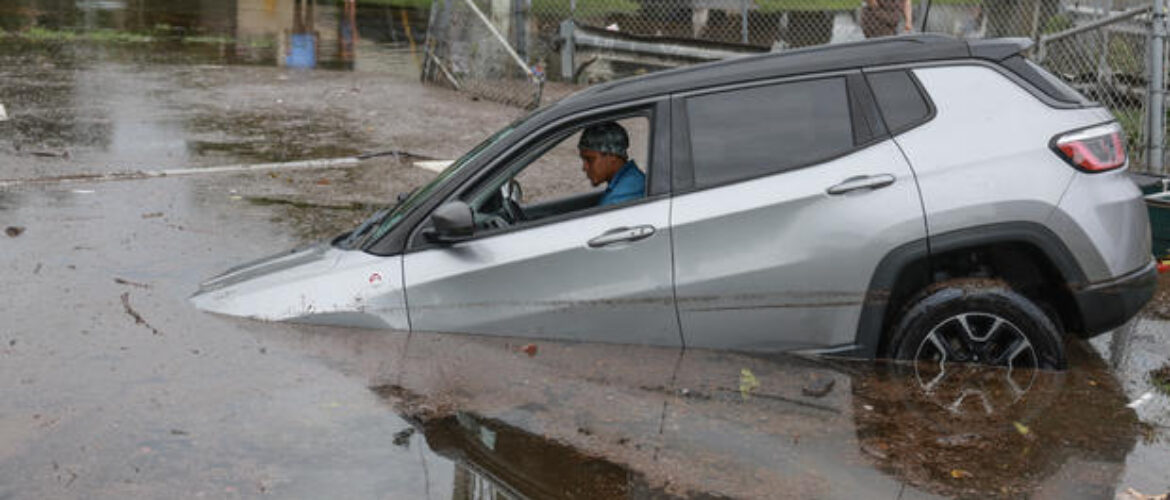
[587,225,656,248]
[826,174,896,195]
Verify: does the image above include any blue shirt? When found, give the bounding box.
[599,160,645,206]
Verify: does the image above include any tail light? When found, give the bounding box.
[1052,122,1126,172]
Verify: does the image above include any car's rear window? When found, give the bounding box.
[866,70,932,133]
[1001,56,1093,106]
[685,77,854,188]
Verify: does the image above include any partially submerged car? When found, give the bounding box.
[193,34,1156,369]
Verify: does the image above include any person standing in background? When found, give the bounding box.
[862,0,912,38]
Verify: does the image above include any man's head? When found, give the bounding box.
[578,122,629,186]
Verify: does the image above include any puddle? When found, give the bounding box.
[0,0,431,177]
[186,107,367,163]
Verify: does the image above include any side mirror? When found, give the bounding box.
[424,201,474,244]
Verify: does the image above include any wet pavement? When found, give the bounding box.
[0,2,528,181]
[3,1,1170,499]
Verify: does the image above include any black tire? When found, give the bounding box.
[885,279,1067,370]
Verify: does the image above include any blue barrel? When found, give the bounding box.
[287,33,316,68]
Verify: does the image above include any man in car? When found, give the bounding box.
[578,122,645,206]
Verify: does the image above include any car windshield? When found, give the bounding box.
[338,122,521,251]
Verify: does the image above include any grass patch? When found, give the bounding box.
[756,0,861,12]
[11,26,154,42]
[755,0,981,12]
[356,0,435,10]
[535,0,639,16]
[182,34,234,45]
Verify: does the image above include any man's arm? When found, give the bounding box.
[903,0,913,31]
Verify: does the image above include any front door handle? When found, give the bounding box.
[826,174,896,195]
[588,225,656,248]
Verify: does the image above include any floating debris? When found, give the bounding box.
[949,469,973,479]
[392,428,415,447]
[739,368,759,400]
[802,377,835,398]
[114,277,151,289]
[120,292,161,335]
[1152,363,1170,395]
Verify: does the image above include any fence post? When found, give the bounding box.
[560,19,575,80]
[1151,0,1166,173]
[917,0,931,33]
[741,0,748,44]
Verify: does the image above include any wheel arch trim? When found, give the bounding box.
[852,221,1087,359]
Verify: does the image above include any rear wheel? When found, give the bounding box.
[885,279,1067,371]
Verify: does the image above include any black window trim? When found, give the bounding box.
[861,67,937,137]
[671,69,892,196]
[405,98,670,252]
[847,72,890,149]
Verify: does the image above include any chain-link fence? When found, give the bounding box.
[421,0,1168,171]
[422,0,544,108]
[1033,3,1154,167]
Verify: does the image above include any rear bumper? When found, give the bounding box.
[1071,258,1158,337]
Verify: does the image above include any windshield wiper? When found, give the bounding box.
[336,188,419,250]
[337,207,390,249]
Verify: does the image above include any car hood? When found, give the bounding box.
[196,242,335,294]
[190,243,408,330]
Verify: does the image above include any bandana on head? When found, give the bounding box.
[578,122,629,157]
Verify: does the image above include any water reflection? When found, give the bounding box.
[256,323,1144,499]
[408,410,660,499]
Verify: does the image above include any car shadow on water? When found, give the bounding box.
[262,322,1145,499]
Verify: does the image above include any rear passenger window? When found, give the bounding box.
[685,77,853,188]
[866,70,931,133]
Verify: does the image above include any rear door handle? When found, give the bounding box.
[588,225,656,248]
[826,174,896,195]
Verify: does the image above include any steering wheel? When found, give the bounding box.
[499,179,526,223]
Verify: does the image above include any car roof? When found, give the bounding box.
[553,34,1031,114]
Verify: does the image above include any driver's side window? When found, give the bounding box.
[466,114,651,231]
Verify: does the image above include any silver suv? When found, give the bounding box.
[193,35,1156,369]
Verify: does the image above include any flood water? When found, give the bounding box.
[2,163,1168,498]
[2,1,1170,499]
